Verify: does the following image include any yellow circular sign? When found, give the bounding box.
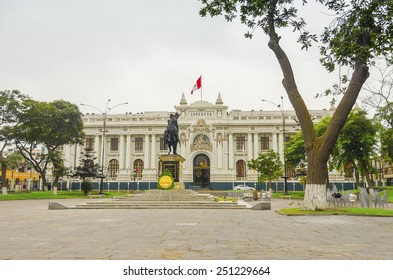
[159,175,173,189]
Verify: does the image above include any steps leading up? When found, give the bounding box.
[59,190,248,210]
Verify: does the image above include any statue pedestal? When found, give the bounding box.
[159,154,185,190]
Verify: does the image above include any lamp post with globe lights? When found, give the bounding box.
[80,99,128,194]
[261,96,289,195]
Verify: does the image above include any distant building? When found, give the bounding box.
[62,94,337,189]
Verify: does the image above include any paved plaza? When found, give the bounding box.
[0,198,393,260]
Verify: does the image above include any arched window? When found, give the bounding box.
[133,159,144,179]
[108,159,119,178]
[236,160,246,179]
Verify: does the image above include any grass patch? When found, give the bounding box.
[213,196,238,202]
[0,191,129,201]
[272,191,304,199]
[278,207,393,217]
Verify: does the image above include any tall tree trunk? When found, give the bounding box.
[1,162,8,196]
[267,7,370,209]
[303,148,329,209]
[39,171,47,191]
[361,161,373,190]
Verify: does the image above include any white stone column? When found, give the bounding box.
[272,133,278,154]
[151,133,156,170]
[223,136,228,170]
[125,134,131,171]
[75,144,81,166]
[144,134,150,169]
[228,132,234,170]
[119,134,125,170]
[94,135,100,154]
[278,132,284,164]
[253,132,259,158]
[217,140,223,170]
[247,132,253,161]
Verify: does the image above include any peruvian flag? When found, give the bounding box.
[191,75,202,94]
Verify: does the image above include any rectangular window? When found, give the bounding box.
[110,138,119,151]
[85,137,94,150]
[236,136,245,151]
[260,136,269,150]
[135,137,143,152]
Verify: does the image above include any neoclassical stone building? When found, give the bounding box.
[62,94,334,190]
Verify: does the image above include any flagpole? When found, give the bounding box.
[200,74,203,101]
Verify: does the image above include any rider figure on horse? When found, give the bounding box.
[164,112,180,154]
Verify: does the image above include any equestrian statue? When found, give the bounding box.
[164,112,180,154]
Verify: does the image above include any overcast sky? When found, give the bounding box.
[1,0,345,114]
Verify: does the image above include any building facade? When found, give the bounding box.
[62,94,336,190]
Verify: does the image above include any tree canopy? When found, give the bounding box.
[247,149,283,190]
[0,90,31,193]
[11,99,85,187]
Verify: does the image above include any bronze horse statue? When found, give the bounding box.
[164,112,180,154]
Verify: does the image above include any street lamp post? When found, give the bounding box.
[261,96,289,195]
[80,99,128,194]
[133,167,136,191]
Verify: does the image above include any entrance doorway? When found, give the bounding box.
[193,154,210,188]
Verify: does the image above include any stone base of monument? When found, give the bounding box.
[174,182,185,190]
[159,154,185,190]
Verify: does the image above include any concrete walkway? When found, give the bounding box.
[1,198,392,260]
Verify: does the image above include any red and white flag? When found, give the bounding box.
[191,75,202,94]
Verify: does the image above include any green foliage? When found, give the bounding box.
[157,169,175,190]
[14,99,85,149]
[72,148,100,181]
[199,0,315,48]
[285,116,331,171]
[319,0,393,71]
[373,102,393,163]
[0,191,128,201]
[278,207,393,217]
[199,0,393,68]
[81,181,93,196]
[0,90,31,188]
[248,150,283,184]
[331,108,378,179]
[9,99,85,186]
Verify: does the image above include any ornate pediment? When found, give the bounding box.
[191,134,212,152]
[192,119,211,133]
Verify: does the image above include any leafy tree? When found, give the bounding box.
[81,181,93,196]
[51,151,69,190]
[331,108,378,188]
[286,116,331,171]
[0,90,30,194]
[373,102,393,163]
[362,64,393,163]
[286,110,378,187]
[199,0,393,209]
[248,149,283,191]
[11,99,85,189]
[72,148,100,183]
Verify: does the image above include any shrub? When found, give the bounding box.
[81,181,93,196]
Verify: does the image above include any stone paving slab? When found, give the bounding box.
[0,198,393,260]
